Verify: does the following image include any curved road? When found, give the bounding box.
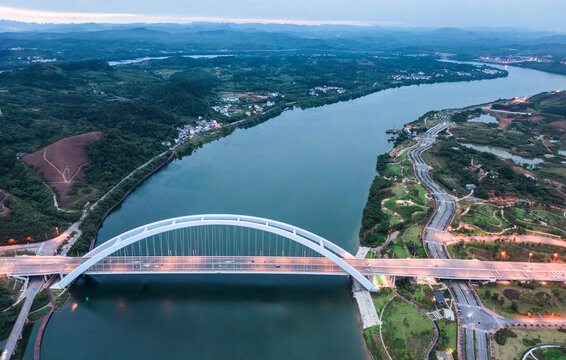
[0,277,42,360]
[408,111,491,360]
[520,344,561,360]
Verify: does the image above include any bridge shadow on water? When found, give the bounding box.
[70,274,354,305]
[36,274,368,360]
[33,220,373,360]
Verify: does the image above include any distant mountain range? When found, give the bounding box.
[1,20,566,65]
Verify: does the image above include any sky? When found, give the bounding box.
[1,0,566,32]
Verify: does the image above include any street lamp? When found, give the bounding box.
[553,253,559,262]
[528,252,533,262]
[500,251,506,261]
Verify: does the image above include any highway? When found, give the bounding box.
[0,278,42,360]
[465,327,475,360]
[476,330,488,360]
[0,256,565,281]
[408,111,491,360]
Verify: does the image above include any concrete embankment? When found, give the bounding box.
[352,247,380,329]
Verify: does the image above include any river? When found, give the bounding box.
[25,64,566,359]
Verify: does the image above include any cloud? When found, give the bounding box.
[0,6,391,26]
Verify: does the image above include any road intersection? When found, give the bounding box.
[406,111,566,360]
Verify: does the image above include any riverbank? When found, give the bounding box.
[356,110,447,359]
[357,91,566,359]
[24,61,566,360]
[0,59,510,359]
[60,63,512,258]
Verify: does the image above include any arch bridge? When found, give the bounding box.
[54,214,375,290]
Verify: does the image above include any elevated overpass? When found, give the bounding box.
[2,214,563,290]
[1,256,564,283]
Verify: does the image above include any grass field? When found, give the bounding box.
[448,241,566,262]
[407,182,429,205]
[492,329,566,360]
[363,326,390,360]
[384,196,424,220]
[504,207,566,238]
[410,114,440,128]
[52,289,70,309]
[477,282,566,318]
[434,319,458,356]
[533,347,566,360]
[389,242,408,258]
[363,290,395,360]
[371,289,394,316]
[400,224,426,258]
[28,306,50,322]
[460,204,511,233]
[381,297,436,360]
[380,223,427,259]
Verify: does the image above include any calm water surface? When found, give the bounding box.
[469,113,498,124]
[27,65,566,359]
[461,143,544,168]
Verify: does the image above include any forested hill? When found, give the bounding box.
[0,54,505,244]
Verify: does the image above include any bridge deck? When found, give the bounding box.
[1,256,565,282]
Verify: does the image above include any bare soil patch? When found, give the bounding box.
[23,132,101,202]
[497,116,514,130]
[512,166,536,179]
[551,120,566,131]
[469,248,493,260]
[503,289,520,301]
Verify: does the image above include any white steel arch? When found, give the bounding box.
[54,214,375,290]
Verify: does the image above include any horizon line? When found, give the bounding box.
[0,6,400,27]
